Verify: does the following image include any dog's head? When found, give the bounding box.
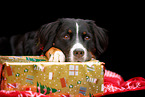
[38,18,108,62]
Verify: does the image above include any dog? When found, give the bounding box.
[0,18,108,62]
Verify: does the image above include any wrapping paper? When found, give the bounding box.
[0,70,144,97]
[0,56,104,96]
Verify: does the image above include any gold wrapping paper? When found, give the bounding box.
[0,56,104,96]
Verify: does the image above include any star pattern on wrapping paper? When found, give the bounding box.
[69,84,73,88]
[86,76,89,79]
[77,80,82,84]
[24,68,28,72]
[16,73,20,77]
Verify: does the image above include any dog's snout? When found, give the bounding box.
[73,48,84,57]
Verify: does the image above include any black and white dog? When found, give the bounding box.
[0,18,108,62]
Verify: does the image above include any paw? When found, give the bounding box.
[45,47,65,62]
[49,51,65,62]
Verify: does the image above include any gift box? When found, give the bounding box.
[0,56,104,96]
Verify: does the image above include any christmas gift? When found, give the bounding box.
[0,56,104,97]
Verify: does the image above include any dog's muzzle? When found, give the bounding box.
[70,43,87,62]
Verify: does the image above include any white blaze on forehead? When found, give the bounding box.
[76,23,79,42]
[69,22,87,62]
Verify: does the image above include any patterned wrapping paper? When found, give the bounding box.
[0,56,104,96]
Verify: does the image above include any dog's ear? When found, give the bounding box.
[37,20,61,53]
[86,20,108,58]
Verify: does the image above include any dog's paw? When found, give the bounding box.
[45,47,65,62]
[49,51,65,62]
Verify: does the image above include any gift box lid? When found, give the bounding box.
[0,56,104,66]
[0,56,48,63]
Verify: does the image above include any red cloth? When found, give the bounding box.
[0,70,145,97]
[103,70,145,96]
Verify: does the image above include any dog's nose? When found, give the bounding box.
[73,48,84,57]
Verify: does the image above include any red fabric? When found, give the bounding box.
[0,70,145,97]
[103,70,145,96]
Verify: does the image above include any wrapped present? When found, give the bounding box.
[0,56,104,96]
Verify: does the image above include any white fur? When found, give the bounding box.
[49,51,65,62]
[69,23,87,62]
[70,43,87,61]
[76,23,79,42]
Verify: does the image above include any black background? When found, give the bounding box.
[0,2,145,96]
[1,3,145,82]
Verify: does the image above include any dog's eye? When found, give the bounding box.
[84,36,90,40]
[64,34,70,40]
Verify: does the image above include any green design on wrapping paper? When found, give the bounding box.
[89,93,94,97]
[37,82,58,95]
[26,57,46,62]
[15,73,20,77]
[24,68,28,72]
[77,80,82,84]
[86,76,89,80]
[69,84,73,88]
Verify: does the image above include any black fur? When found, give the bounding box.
[87,20,108,57]
[0,18,108,61]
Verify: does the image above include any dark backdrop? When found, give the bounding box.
[1,5,145,82]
